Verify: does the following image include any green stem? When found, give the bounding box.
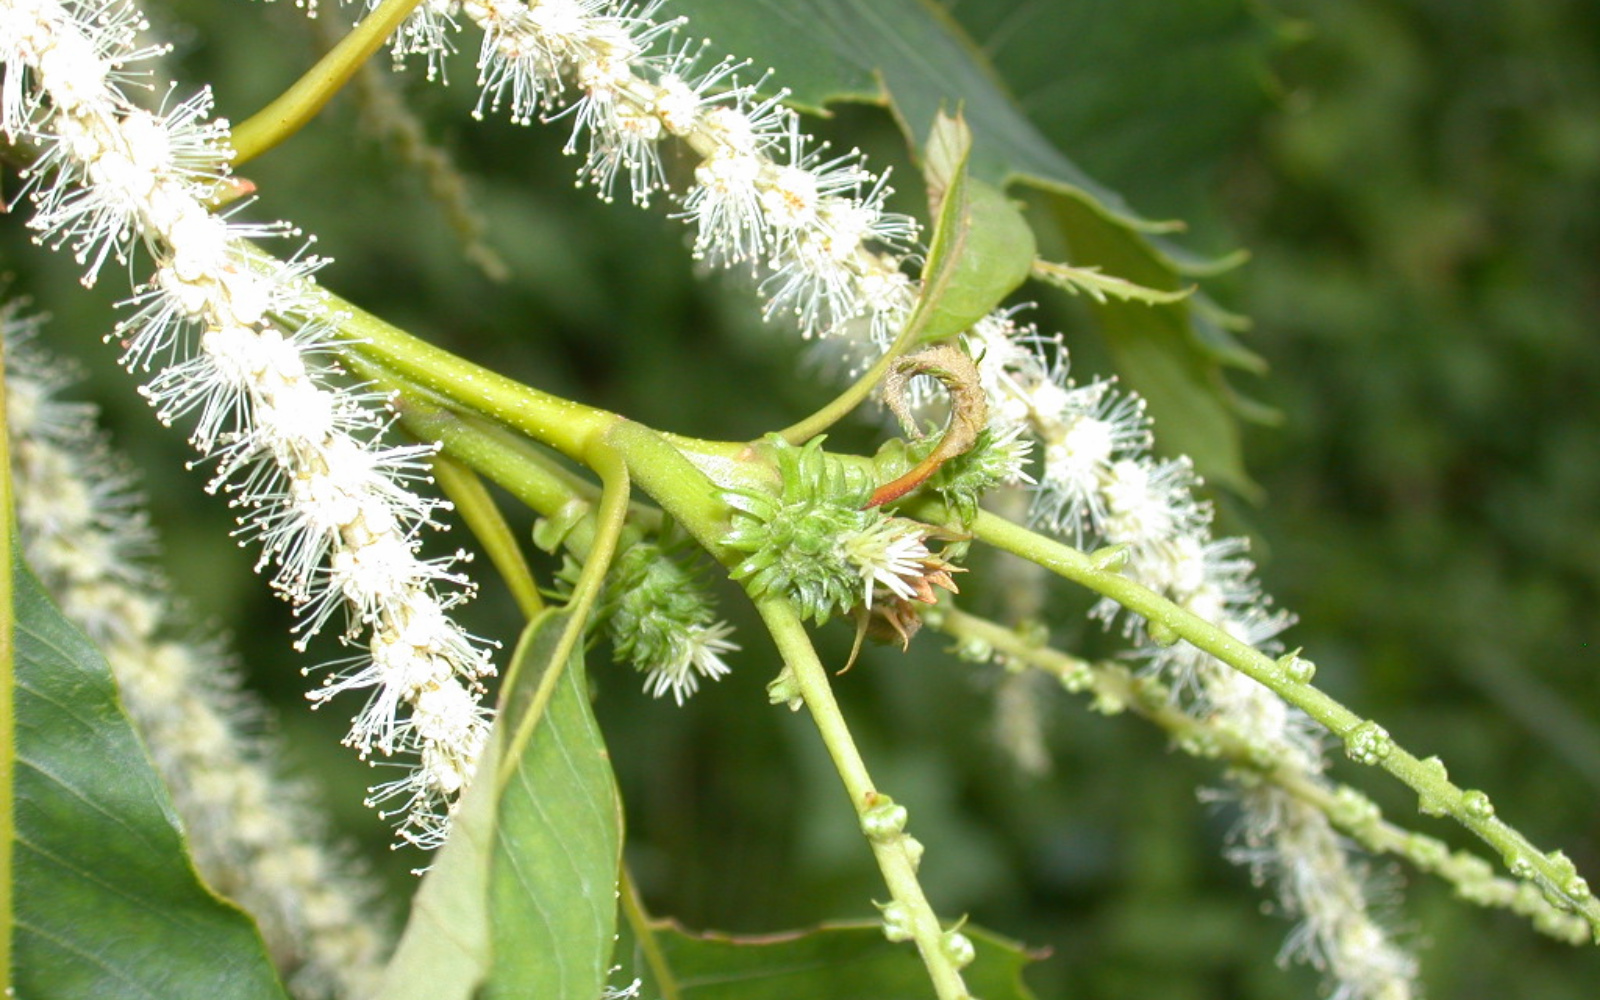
[325,289,614,463]
[386,391,683,566]
[964,506,1600,938]
[620,866,681,1000]
[604,420,735,559]
[777,301,932,446]
[498,443,629,781]
[319,276,760,504]
[755,596,973,1000]
[430,453,544,617]
[779,120,994,447]
[230,0,425,165]
[932,604,1594,944]
[389,391,604,516]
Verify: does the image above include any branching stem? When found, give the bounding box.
[932,603,1594,943]
[327,289,615,462]
[962,506,1600,937]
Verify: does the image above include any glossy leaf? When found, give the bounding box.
[617,918,1040,1000]
[379,609,623,1000]
[8,556,289,1000]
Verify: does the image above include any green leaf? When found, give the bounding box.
[1044,194,1261,497]
[1032,260,1193,307]
[617,919,1040,1000]
[485,610,623,1000]
[379,609,623,1000]
[8,555,289,1000]
[943,0,1291,237]
[676,0,1271,492]
[913,114,1036,344]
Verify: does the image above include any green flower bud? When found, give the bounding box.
[861,798,909,841]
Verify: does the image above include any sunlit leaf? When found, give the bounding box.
[379,609,623,1000]
[9,556,289,1000]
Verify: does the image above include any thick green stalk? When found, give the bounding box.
[603,420,739,559]
[324,289,615,463]
[231,0,425,164]
[965,507,1600,937]
[755,597,973,1000]
[393,397,604,520]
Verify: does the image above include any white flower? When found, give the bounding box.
[4,307,388,997]
[5,0,495,847]
[455,0,921,342]
[642,619,738,706]
[1028,377,1151,544]
[842,517,935,609]
[1099,456,1206,551]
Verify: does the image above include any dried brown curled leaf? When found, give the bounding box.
[869,344,987,508]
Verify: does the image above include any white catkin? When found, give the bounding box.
[3,305,388,1000]
[1,0,495,848]
[971,309,1419,999]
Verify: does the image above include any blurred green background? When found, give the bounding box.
[3,0,1598,997]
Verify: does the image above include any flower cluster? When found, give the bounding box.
[419,0,1417,981]
[961,308,1417,998]
[4,0,1421,989]
[565,536,737,704]
[723,436,955,627]
[1,0,492,847]
[393,0,924,345]
[3,305,387,999]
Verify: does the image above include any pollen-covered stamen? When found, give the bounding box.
[641,620,738,706]
[844,518,932,609]
[455,0,922,341]
[1027,377,1152,544]
[6,0,497,847]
